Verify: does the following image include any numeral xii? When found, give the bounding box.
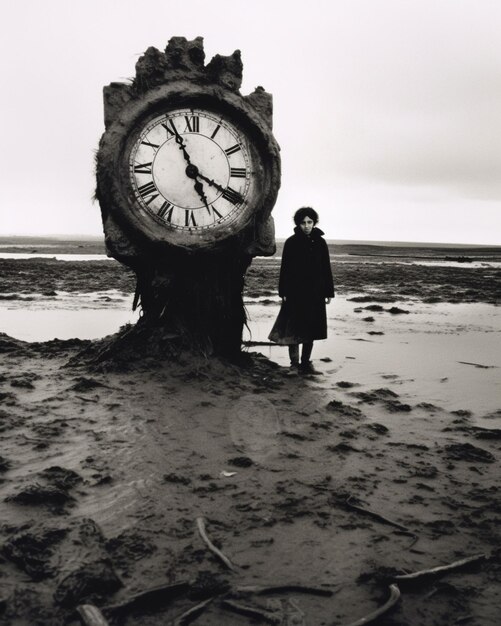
[184,116,199,133]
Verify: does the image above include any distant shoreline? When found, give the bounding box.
[1,235,500,250]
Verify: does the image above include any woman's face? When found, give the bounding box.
[299,216,315,235]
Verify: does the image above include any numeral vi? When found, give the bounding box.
[184,210,197,227]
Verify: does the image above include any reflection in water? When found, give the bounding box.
[229,394,281,463]
[0,253,111,261]
[0,294,499,415]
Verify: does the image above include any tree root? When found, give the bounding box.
[196,516,237,572]
[220,599,282,624]
[236,583,335,596]
[344,584,401,626]
[344,496,411,532]
[172,597,214,625]
[102,581,191,615]
[76,604,109,626]
[393,530,420,550]
[395,553,487,586]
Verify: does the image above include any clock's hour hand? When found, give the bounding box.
[197,172,244,204]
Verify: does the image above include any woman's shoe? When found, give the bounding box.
[287,364,300,376]
[300,362,322,375]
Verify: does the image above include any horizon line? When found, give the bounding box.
[0,234,500,248]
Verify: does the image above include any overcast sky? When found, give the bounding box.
[1,0,500,244]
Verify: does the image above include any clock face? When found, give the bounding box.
[128,107,256,233]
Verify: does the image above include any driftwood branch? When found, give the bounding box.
[102,581,191,615]
[345,497,411,532]
[395,553,487,586]
[221,599,282,624]
[457,361,496,369]
[344,584,401,626]
[237,583,335,597]
[76,605,109,626]
[196,516,237,571]
[172,597,214,625]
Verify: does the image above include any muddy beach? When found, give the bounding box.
[0,244,500,625]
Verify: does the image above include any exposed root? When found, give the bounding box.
[344,584,401,626]
[345,496,411,532]
[76,604,109,626]
[457,361,496,369]
[393,530,420,550]
[236,583,335,597]
[196,516,237,572]
[221,599,282,624]
[395,553,487,586]
[102,581,191,615]
[172,597,214,625]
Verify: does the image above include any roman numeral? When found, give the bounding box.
[230,167,246,178]
[211,124,221,139]
[158,202,173,221]
[134,162,152,174]
[225,144,241,156]
[184,116,199,133]
[161,119,176,137]
[222,187,243,205]
[184,210,197,227]
[138,181,158,205]
[141,140,160,149]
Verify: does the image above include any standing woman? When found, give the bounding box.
[269,207,334,374]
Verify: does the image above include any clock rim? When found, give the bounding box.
[97,82,281,250]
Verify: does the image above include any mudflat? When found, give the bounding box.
[0,243,500,625]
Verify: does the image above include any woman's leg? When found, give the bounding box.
[301,341,314,364]
[288,344,300,366]
[300,342,321,374]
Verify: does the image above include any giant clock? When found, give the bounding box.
[97,41,280,253]
[95,37,280,356]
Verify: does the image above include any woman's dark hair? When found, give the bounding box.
[293,207,319,225]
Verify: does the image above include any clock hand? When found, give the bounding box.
[197,172,244,204]
[194,180,211,214]
[169,120,193,165]
[168,121,243,208]
[168,121,211,211]
[185,163,212,213]
[196,172,224,193]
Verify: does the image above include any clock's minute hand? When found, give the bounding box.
[184,163,212,213]
[169,120,193,165]
[169,120,211,210]
[194,180,211,214]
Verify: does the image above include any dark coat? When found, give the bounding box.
[269,227,334,344]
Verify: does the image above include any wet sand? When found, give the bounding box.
[0,245,500,625]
